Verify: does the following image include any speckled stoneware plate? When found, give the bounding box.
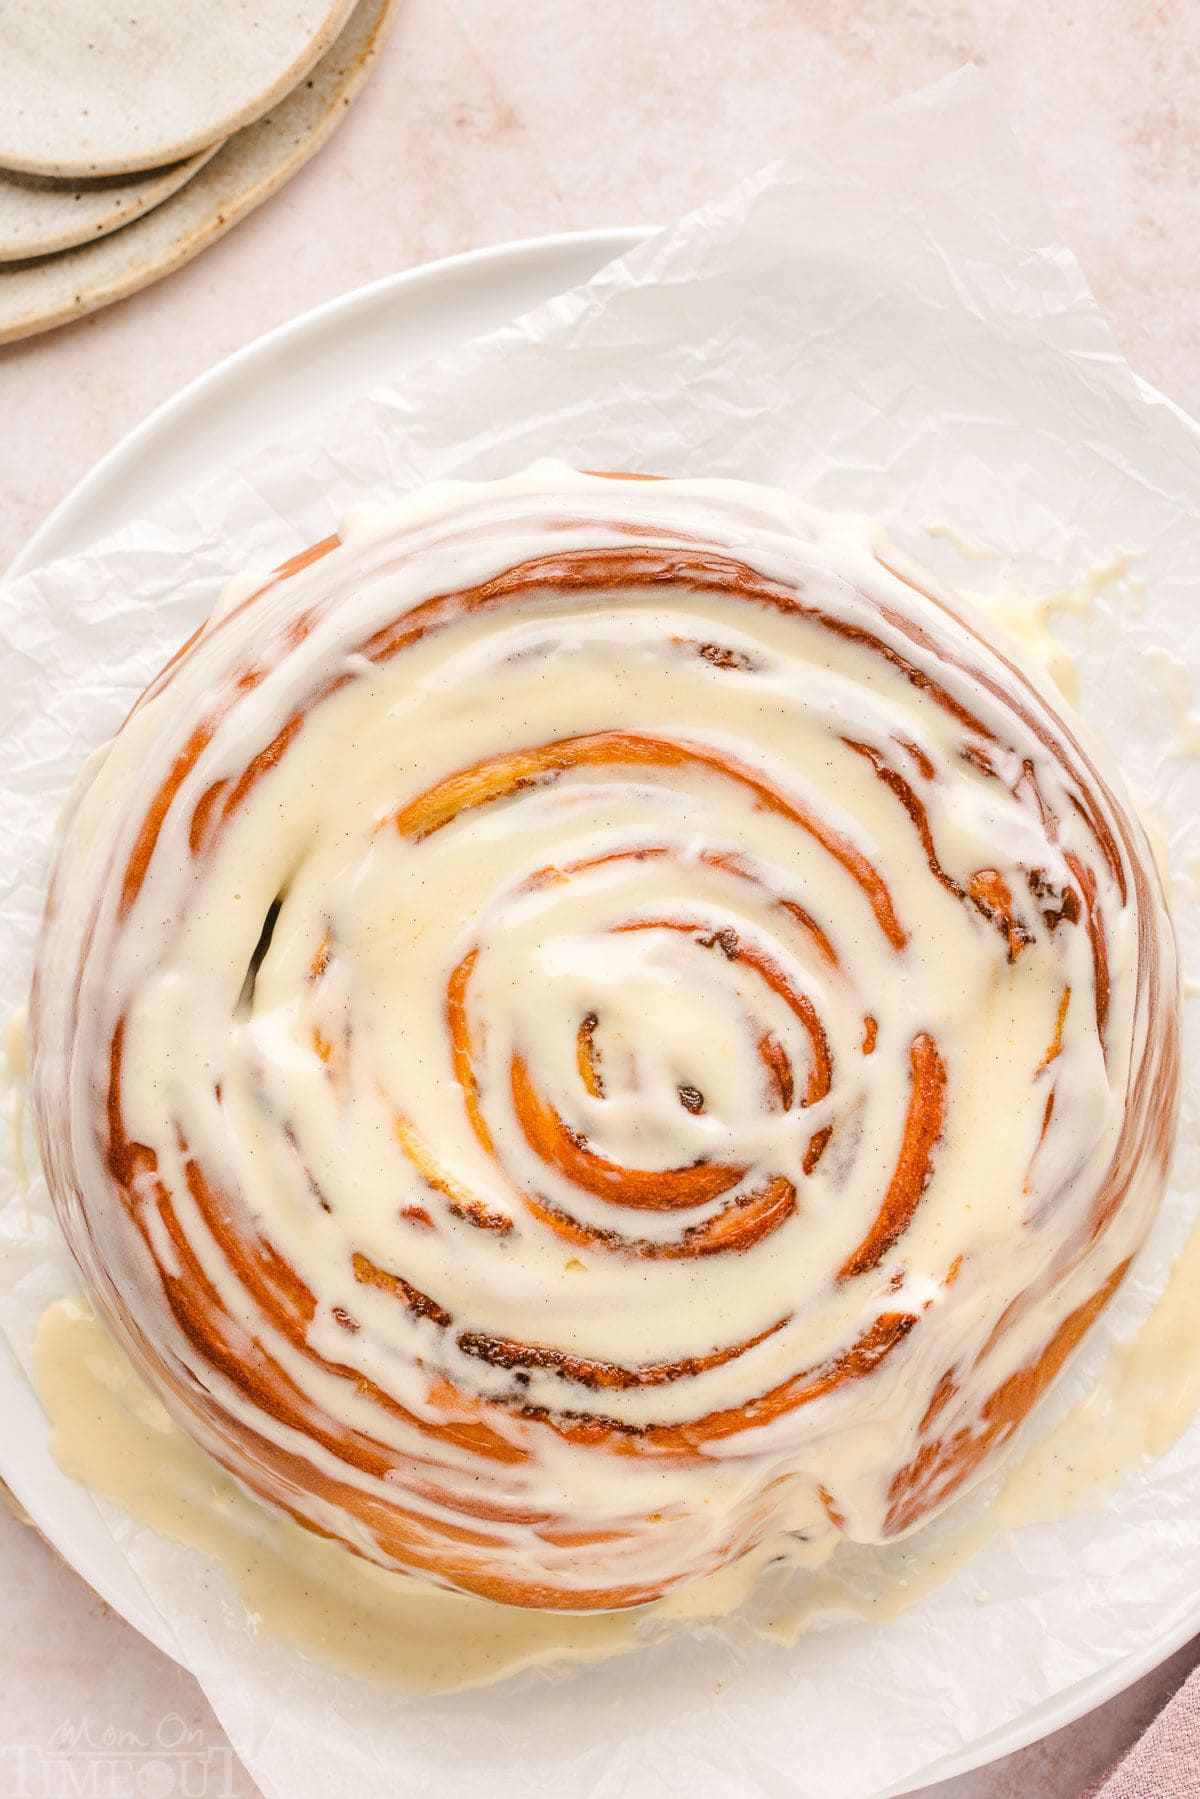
[0,0,360,178]
[0,0,398,346]
[0,147,223,262]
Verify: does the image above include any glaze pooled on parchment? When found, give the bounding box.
[29,465,1180,1610]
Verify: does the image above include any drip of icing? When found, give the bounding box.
[964,582,1086,704]
[959,550,1146,707]
[34,1297,829,1691]
[924,521,1002,562]
[1133,647,1200,760]
[6,1006,28,1078]
[761,1196,1200,1643]
[4,1006,28,1210]
[34,1204,1200,1690]
[990,1208,1200,1525]
[208,570,269,630]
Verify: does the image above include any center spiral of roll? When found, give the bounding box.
[32,468,1178,1610]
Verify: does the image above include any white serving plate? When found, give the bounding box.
[5,227,1198,1798]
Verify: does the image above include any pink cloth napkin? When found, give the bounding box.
[1081,1667,1200,1797]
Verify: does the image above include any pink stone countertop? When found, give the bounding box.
[2,2,1199,1794]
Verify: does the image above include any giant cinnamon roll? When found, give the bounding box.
[31,466,1179,1611]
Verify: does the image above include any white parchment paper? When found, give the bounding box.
[3,67,1200,1799]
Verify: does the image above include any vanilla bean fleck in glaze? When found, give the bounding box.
[29,465,1180,1610]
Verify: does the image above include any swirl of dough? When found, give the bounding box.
[31,466,1179,1610]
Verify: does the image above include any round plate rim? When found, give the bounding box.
[7,226,648,577]
[5,224,1199,1796]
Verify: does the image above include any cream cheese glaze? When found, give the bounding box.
[29,464,1180,1611]
[35,1295,833,1690]
[32,1222,1200,1691]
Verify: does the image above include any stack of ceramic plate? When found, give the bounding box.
[0,0,398,343]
